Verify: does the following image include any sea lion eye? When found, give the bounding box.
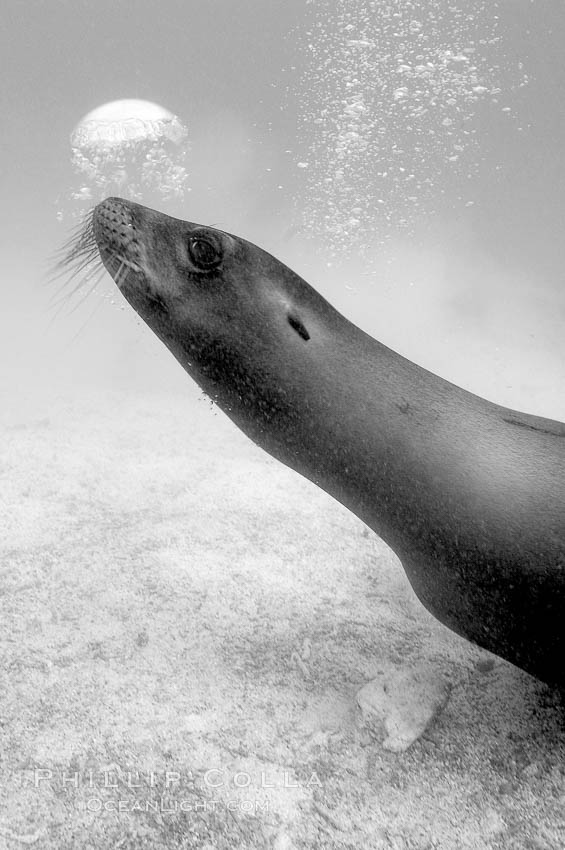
[188,235,222,270]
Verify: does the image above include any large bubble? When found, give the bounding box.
[60,99,190,221]
[292,0,528,254]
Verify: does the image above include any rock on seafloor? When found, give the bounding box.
[356,663,451,752]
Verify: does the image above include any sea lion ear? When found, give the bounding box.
[187,230,223,271]
[287,310,310,341]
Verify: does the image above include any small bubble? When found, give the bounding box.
[293,1,527,254]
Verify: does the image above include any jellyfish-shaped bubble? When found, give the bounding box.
[65,99,190,219]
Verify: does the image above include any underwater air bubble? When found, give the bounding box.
[61,99,190,222]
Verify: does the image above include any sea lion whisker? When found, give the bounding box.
[46,209,114,336]
[49,208,98,278]
[50,246,101,284]
[68,296,106,344]
[111,254,144,287]
[46,249,100,295]
[46,265,107,334]
[66,273,106,317]
[46,263,107,319]
[47,260,104,309]
[114,259,130,288]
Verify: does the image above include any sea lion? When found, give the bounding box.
[61,197,565,688]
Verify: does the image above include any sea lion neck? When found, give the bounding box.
[89,198,412,527]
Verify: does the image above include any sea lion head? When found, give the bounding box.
[64,197,346,455]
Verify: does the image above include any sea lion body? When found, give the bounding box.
[77,197,565,687]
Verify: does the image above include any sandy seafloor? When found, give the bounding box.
[1,374,565,850]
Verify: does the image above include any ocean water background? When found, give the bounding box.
[1,0,563,417]
[1,3,565,848]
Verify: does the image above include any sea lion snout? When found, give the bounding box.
[93,197,143,276]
